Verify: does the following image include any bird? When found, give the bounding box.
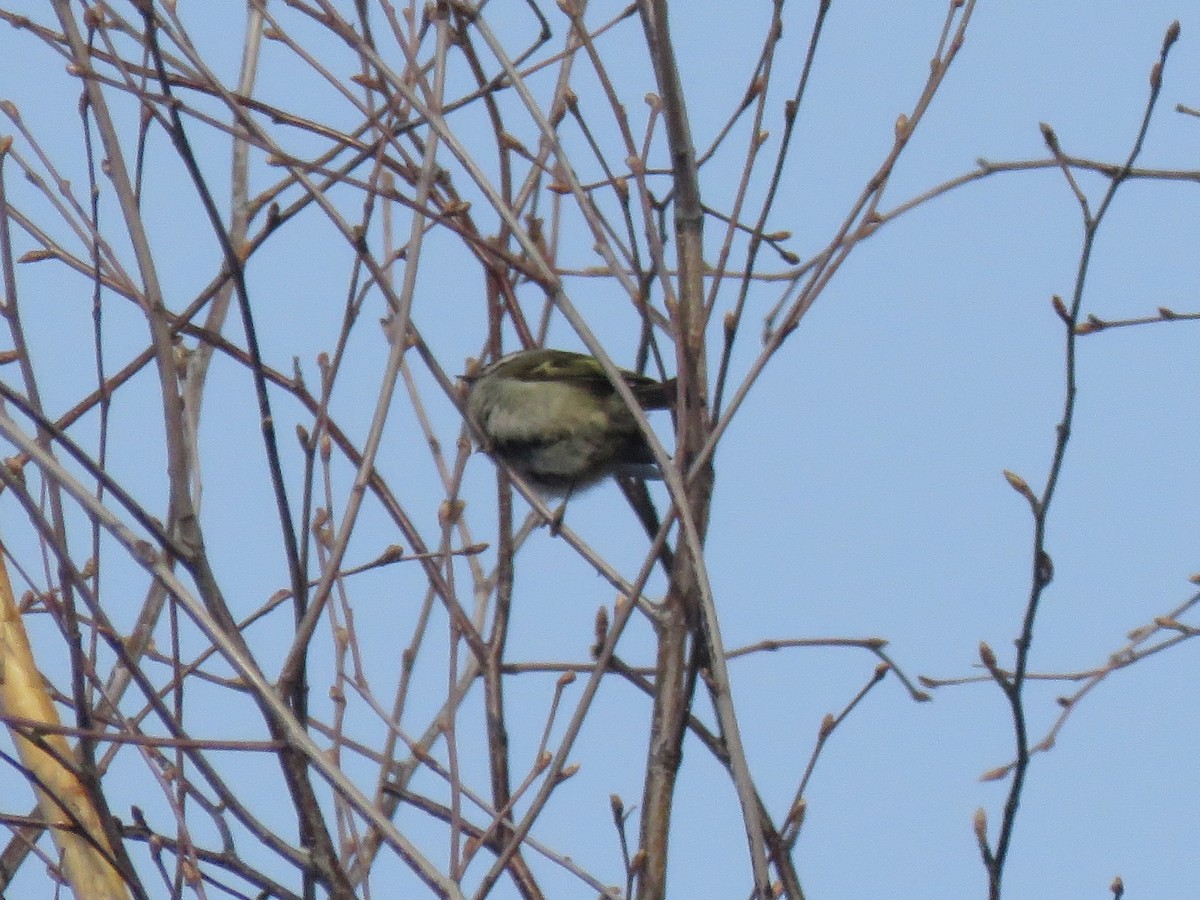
[464,348,675,497]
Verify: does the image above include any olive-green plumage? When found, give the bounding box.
[465,349,675,495]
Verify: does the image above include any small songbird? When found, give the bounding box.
[465,348,675,496]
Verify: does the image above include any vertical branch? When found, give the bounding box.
[482,482,545,898]
[636,2,770,898]
[978,22,1180,900]
[633,4,705,895]
[712,0,827,417]
[132,12,353,897]
[46,2,191,565]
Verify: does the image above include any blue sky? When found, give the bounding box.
[1,2,1198,897]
